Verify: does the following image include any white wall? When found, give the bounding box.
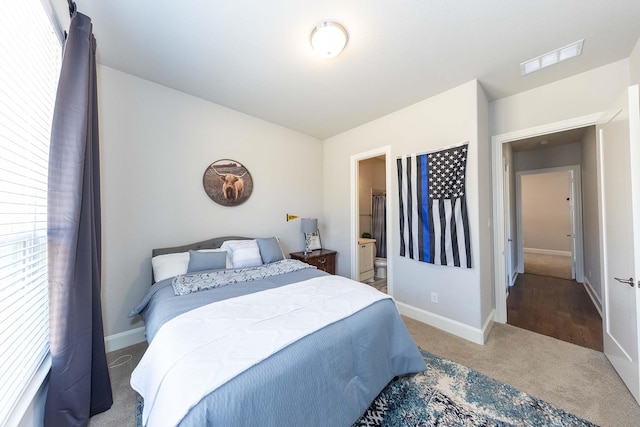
[491,60,630,136]
[630,37,640,85]
[513,143,582,172]
[323,80,492,339]
[521,171,571,252]
[98,65,323,337]
[476,82,494,328]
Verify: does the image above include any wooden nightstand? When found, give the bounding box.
[289,249,337,275]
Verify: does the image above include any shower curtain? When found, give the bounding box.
[372,195,386,258]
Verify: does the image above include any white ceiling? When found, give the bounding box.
[61,1,640,139]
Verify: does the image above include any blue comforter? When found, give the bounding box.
[130,267,425,427]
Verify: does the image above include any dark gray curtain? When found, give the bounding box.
[45,11,112,426]
[372,195,386,258]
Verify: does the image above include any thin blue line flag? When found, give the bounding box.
[397,143,471,268]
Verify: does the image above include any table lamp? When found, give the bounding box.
[301,218,318,254]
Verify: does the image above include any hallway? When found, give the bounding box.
[507,273,603,352]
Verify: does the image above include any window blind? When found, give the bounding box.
[0,0,61,424]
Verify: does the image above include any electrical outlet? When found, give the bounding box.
[431,292,438,303]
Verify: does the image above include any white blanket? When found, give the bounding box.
[130,275,390,427]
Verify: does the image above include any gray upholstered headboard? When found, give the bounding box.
[151,236,251,257]
[151,236,251,283]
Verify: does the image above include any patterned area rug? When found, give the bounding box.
[353,349,597,426]
[135,349,597,426]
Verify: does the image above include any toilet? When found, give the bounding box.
[374,257,387,279]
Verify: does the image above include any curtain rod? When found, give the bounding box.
[67,0,76,17]
[63,0,77,40]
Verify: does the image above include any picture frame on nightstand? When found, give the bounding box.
[304,232,322,250]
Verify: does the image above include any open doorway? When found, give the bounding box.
[516,167,583,281]
[357,156,387,293]
[350,147,392,294]
[499,125,603,351]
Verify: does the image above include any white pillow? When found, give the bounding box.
[219,239,253,264]
[222,240,263,268]
[151,252,189,283]
[152,248,230,282]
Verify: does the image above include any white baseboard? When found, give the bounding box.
[510,270,519,287]
[396,302,491,345]
[523,247,571,257]
[482,309,495,343]
[583,277,603,317]
[104,326,146,353]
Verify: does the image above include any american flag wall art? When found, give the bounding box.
[397,143,471,268]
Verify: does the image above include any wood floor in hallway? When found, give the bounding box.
[507,273,603,352]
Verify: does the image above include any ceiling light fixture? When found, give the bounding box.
[310,21,348,59]
[520,39,584,75]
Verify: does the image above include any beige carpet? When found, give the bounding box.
[524,252,573,280]
[89,342,147,426]
[404,318,640,427]
[90,320,640,427]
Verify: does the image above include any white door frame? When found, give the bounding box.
[504,161,515,286]
[515,166,584,282]
[492,113,601,323]
[350,146,393,292]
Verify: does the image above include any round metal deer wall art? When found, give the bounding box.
[203,159,253,206]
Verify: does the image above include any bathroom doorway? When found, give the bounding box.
[352,148,391,294]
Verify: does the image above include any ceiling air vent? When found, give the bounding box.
[520,39,584,75]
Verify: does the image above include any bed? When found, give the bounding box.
[129,236,426,427]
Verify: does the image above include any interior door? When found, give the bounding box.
[504,160,514,286]
[568,170,577,280]
[598,84,640,403]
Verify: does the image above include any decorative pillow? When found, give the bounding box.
[151,252,190,283]
[224,240,263,268]
[256,237,285,264]
[152,248,231,282]
[199,248,232,268]
[187,250,227,273]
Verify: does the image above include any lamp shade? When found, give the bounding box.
[310,21,347,59]
[301,218,318,233]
